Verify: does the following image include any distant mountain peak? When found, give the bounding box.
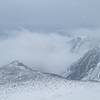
[9,60,26,67]
[2,60,31,71]
[10,60,22,65]
[0,60,35,84]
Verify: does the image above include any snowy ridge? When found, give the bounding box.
[65,47,100,81]
[0,60,65,86]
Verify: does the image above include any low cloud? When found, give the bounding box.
[1,28,100,74]
[0,30,83,74]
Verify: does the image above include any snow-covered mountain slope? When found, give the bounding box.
[68,35,100,53]
[1,80,100,100]
[68,36,89,53]
[0,60,64,85]
[0,60,100,100]
[65,47,100,81]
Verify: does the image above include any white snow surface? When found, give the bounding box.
[0,80,100,100]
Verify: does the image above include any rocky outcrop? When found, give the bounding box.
[66,47,100,81]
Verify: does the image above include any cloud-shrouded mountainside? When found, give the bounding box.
[1,30,100,80]
[1,31,100,100]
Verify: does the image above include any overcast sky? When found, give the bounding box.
[0,0,100,30]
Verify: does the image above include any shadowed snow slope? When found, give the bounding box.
[65,47,100,81]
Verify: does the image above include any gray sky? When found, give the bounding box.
[0,0,100,30]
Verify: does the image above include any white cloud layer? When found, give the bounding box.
[0,30,83,74]
[1,28,100,74]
